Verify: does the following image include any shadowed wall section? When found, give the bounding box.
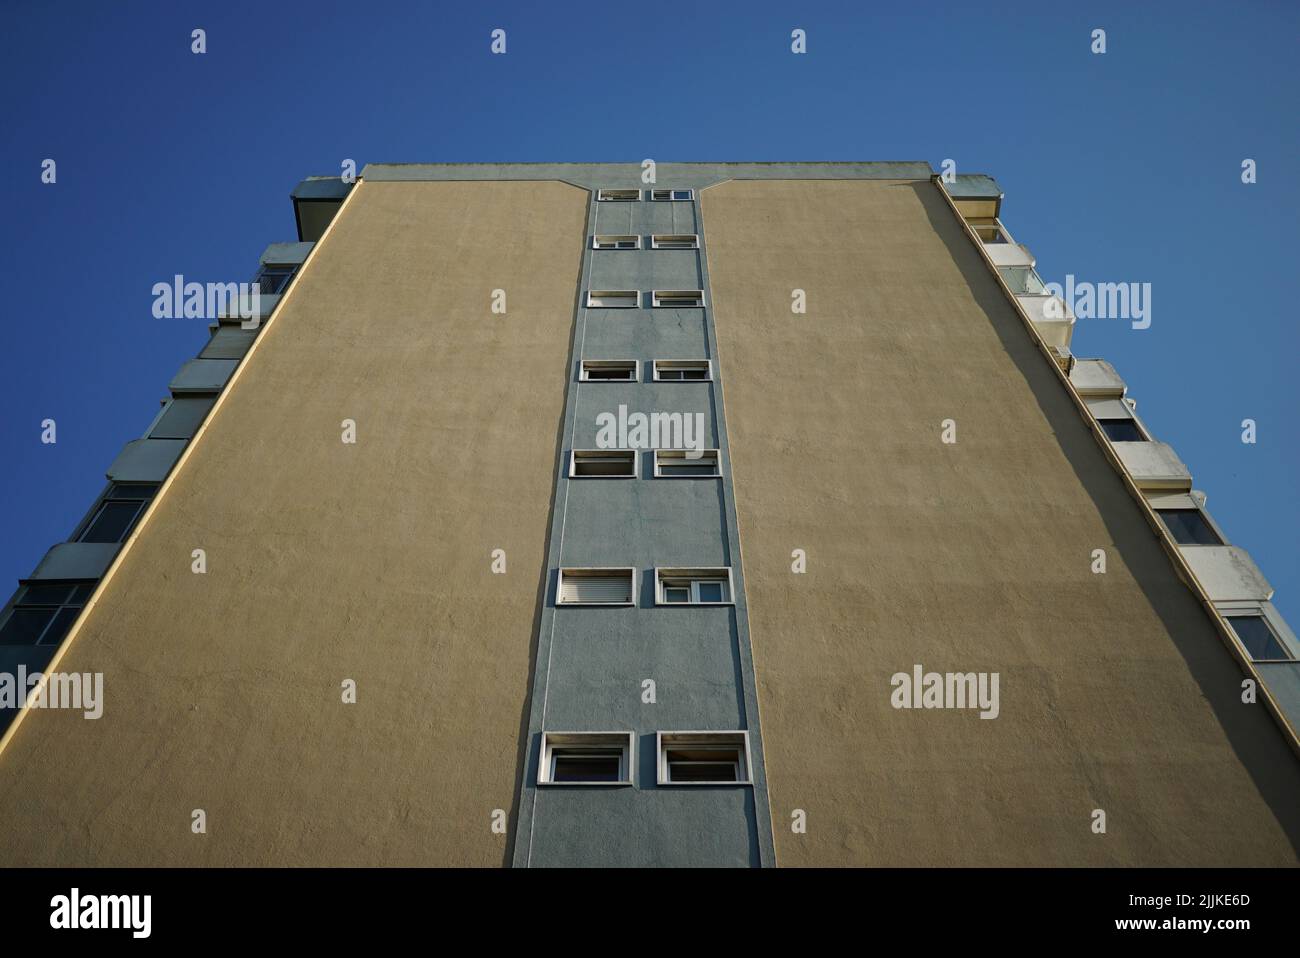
[704,178,1300,866]
[0,180,586,865]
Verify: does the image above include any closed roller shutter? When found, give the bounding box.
[559,570,633,605]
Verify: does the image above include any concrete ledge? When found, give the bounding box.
[28,543,119,581]
[169,359,238,395]
[260,241,313,266]
[106,438,185,482]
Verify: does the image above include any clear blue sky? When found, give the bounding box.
[2,1,1297,621]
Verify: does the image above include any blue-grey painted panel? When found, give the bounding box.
[106,438,185,482]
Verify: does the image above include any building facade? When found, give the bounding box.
[0,163,1297,867]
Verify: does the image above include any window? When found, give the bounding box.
[1226,616,1293,661]
[597,189,640,202]
[587,290,639,308]
[652,290,705,308]
[252,264,294,296]
[657,732,751,785]
[1098,418,1145,443]
[651,234,700,250]
[654,449,720,478]
[592,234,640,250]
[570,450,636,478]
[656,568,733,605]
[1158,509,1223,546]
[650,189,694,201]
[75,484,157,544]
[652,360,711,382]
[0,582,94,647]
[539,732,634,785]
[558,568,636,606]
[998,266,1046,295]
[968,218,1010,243]
[580,360,637,382]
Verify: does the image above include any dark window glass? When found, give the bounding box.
[1099,419,1145,442]
[1159,509,1222,546]
[254,265,294,295]
[38,607,82,646]
[18,583,74,605]
[1230,617,1292,661]
[552,753,621,783]
[0,607,57,646]
[78,500,145,543]
[667,749,740,782]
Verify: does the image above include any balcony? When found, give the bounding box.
[1015,293,1075,350]
[1182,547,1273,603]
[1069,359,1126,398]
[1111,441,1192,491]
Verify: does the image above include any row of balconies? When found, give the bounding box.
[948,174,1299,738]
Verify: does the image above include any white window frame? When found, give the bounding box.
[655,567,734,606]
[597,189,640,202]
[587,290,639,309]
[569,449,637,479]
[538,731,635,786]
[653,449,721,479]
[557,567,637,606]
[592,234,641,250]
[579,360,638,383]
[652,290,705,308]
[650,234,700,250]
[1217,601,1299,663]
[656,731,752,786]
[649,189,694,202]
[652,360,712,382]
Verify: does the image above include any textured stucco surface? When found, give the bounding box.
[704,178,1300,866]
[0,179,587,865]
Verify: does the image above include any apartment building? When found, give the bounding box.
[0,162,1296,867]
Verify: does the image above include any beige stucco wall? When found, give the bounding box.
[0,180,587,865]
[705,178,1300,866]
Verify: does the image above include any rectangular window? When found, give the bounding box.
[656,568,733,605]
[570,450,637,478]
[539,732,635,785]
[657,731,751,785]
[1098,419,1146,443]
[587,290,639,308]
[558,568,636,606]
[650,234,700,250]
[0,581,94,647]
[652,360,711,382]
[654,449,720,478]
[597,189,640,202]
[592,234,641,250]
[1226,616,1293,661]
[998,266,1046,295]
[1158,509,1223,546]
[580,360,637,382]
[252,264,294,296]
[652,290,705,308]
[650,189,694,201]
[75,484,158,544]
